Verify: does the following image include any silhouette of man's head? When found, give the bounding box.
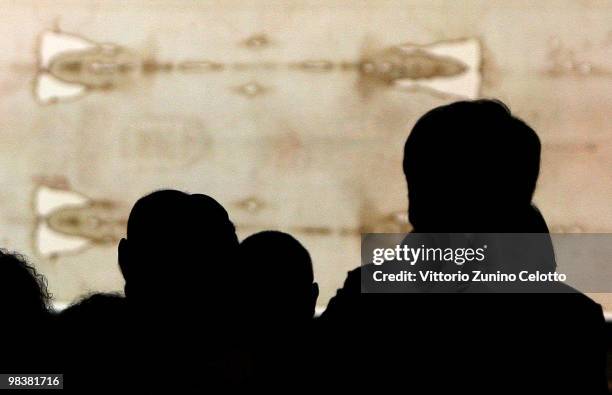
[59,292,126,328]
[57,293,128,354]
[403,99,542,232]
[239,231,318,324]
[119,190,239,310]
[0,250,50,321]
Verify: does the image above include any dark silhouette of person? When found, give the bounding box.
[238,231,319,388]
[319,99,608,393]
[240,231,318,324]
[0,250,54,373]
[117,189,243,390]
[56,293,129,389]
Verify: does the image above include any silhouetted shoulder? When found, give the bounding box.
[319,267,361,323]
[555,282,606,318]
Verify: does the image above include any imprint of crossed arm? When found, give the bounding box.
[0,0,610,309]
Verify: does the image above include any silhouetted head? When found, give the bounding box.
[403,99,542,232]
[59,292,126,328]
[118,190,239,311]
[0,249,50,322]
[0,250,53,372]
[56,293,131,388]
[239,231,318,324]
[57,293,127,352]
